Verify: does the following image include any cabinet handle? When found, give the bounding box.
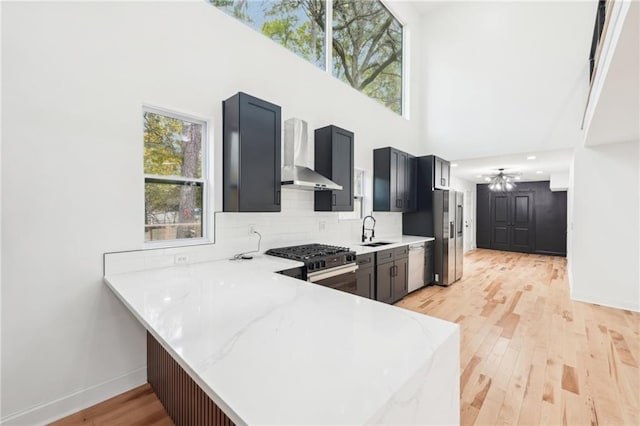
[275,190,281,206]
[332,193,337,206]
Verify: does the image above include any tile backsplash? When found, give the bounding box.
[104,189,402,275]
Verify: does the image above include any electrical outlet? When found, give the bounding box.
[174,254,189,265]
[318,221,326,232]
[248,224,257,235]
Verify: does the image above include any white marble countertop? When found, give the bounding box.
[104,250,459,425]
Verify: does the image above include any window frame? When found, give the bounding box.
[142,105,213,248]
[211,0,407,117]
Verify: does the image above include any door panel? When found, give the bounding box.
[332,129,353,209]
[376,262,394,303]
[393,258,408,302]
[510,192,534,252]
[490,194,510,251]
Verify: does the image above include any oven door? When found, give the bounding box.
[307,264,359,295]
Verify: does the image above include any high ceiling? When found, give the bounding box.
[417,0,598,161]
[448,148,573,183]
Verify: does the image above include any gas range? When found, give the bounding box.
[265,243,356,273]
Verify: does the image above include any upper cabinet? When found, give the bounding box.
[223,92,281,212]
[373,147,417,212]
[314,125,354,212]
[418,155,450,190]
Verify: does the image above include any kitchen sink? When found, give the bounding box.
[361,241,394,247]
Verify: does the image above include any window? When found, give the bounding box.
[210,0,403,115]
[332,1,402,114]
[211,0,326,69]
[143,108,207,243]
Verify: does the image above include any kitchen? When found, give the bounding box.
[2,0,639,425]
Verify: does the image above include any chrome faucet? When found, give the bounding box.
[362,215,376,242]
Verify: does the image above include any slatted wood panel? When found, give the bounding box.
[147,332,234,426]
[397,248,640,426]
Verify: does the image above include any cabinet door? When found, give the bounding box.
[332,127,354,211]
[240,95,281,211]
[434,157,450,190]
[393,257,409,302]
[441,161,450,188]
[405,155,417,212]
[389,149,401,211]
[425,240,434,284]
[376,261,394,303]
[356,266,374,299]
[223,93,281,212]
[396,151,407,211]
[434,158,443,189]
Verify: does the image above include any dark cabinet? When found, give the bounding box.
[425,240,435,285]
[375,246,409,304]
[314,125,354,211]
[376,261,394,303]
[435,157,450,189]
[223,92,281,212]
[415,155,450,192]
[355,253,374,299]
[373,147,416,212]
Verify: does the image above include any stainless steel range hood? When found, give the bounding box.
[281,118,342,191]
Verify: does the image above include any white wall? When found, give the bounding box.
[449,175,476,253]
[1,1,422,423]
[569,140,640,311]
[418,1,595,160]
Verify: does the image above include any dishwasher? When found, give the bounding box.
[408,242,426,292]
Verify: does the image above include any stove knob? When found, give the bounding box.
[320,260,326,268]
[308,263,315,271]
[315,261,321,269]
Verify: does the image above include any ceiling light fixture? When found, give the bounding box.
[451,163,459,167]
[527,155,537,160]
[487,168,518,191]
[536,170,543,174]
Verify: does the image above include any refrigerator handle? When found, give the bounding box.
[450,221,455,239]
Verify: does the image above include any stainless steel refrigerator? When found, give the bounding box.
[432,190,464,286]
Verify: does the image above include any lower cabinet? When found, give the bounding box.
[355,253,374,299]
[375,246,409,304]
[425,240,435,285]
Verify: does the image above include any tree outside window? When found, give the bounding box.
[211,0,403,115]
[143,109,206,242]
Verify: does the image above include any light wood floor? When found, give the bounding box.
[397,249,639,425]
[50,384,172,426]
[51,249,639,425]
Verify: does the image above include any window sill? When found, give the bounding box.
[143,237,214,250]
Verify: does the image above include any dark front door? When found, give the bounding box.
[490,192,535,253]
[510,192,534,252]
[490,194,510,251]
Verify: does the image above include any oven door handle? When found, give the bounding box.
[307,264,359,282]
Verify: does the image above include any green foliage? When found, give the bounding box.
[209,0,402,114]
[143,112,203,240]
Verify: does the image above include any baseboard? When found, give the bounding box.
[534,250,566,257]
[1,367,146,425]
[571,291,640,312]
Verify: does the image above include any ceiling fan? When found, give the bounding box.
[485,168,519,191]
